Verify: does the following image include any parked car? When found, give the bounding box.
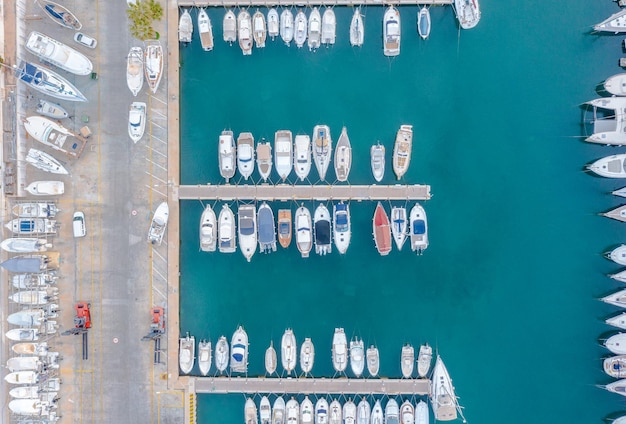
[73,211,86,238]
[73,32,97,49]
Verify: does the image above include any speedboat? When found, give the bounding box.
[334,127,352,182]
[237,132,255,180]
[144,40,163,94]
[313,125,332,181]
[329,400,342,424]
[605,73,626,96]
[409,203,429,254]
[281,328,297,375]
[230,325,249,373]
[607,245,626,266]
[594,8,626,33]
[371,401,384,424]
[278,209,292,248]
[8,309,48,326]
[332,328,347,373]
[4,370,38,385]
[454,0,481,29]
[198,8,214,51]
[373,202,392,256]
[128,102,147,143]
[9,399,55,416]
[349,337,365,377]
[603,289,626,308]
[36,99,68,120]
[604,205,626,223]
[605,356,626,378]
[417,7,431,39]
[26,148,68,175]
[258,202,277,253]
[13,202,58,218]
[588,154,626,178]
[308,8,321,51]
[333,201,350,254]
[9,385,47,399]
[350,8,364,47]
[179,333,195,374]
[385,399,399,424]
[2,256,59,273]
[400,401,414,424]
[25,181,64,196]
[24,116,85,157]
[371,142,385,182]
[294,135,312,181]
[5,218,57,235]
[280,9,294,46]
[16,60,87,102]
[268,9,279,40]
[179,9,193,43]
[265,341,277,374]
[287,398,300,424]
[275,130,293,181]
[606,379,626,397]
[301,396,314,424]
[253,10,267,48]
[295,10,308,48]
[315,398,329,424]
[238,204,257,262]
[430,355,459,421]
[127,46,144,96]
[415,401,428,424]
[224,10,237,44]
[585,98,626,145]
[417,343,433,377]
[295,205,313,258]
[0,238,49,253]
[343,400,356,424]
[393,125,413,179]
[383,6,401,57]
[38,0,82,30]
[26,31,92,75]
[390,207,407,251]
[607,313,626,330]
[261,396,272,424]
[12,273,57,290]
[219,130,237,181]
[321,8,336,45]
[401,344,414,378]
[300,337,315,374]
[215,336,229,373]
[366,345,380,377]
[314,204,332,255]
[257,140,273,181]
[238,10,253,55]
[200,205,217,252]
[274,396,286,424]
[218,204,237,253]
[357,399,370,424]
[148,202,169,246]
[246,398,259,424]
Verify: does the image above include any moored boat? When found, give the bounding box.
[219,130,236,181]
[253,10,267,48]
[238,10,253,55]
[295,205,313,258]
[417,343,433,377]
[321,8,336,46]
[301,396,314,424]
[373,202,392,256]
[200,205,217,252]
[38,0,82,30]
[454,0,481,29]
[280,9,294,46]
[237,132,255,180]
[415,401,428,424]
[603,289,626,308]
[36,99,68,119]
[393,125,413,179]
[605,73,626,96]
[5,218,57,235]
[604,205,626,223]
[268,9,280,40]
[275,130,293,181]
[409,203,429,255]
[261,396,272,424]
[278,209,292,248]
[274,396,286,424]
[246,397,259,424]
[308,7,321,51]
[230,325,249,373]
[614,187,626,198]
[257,140,273,181]
[128,102,147,143]
[383,6,401,57]
[0,238,49,253]
[329,400,342,424]
[334,127,352,182]
[287,398,300,424]
[332,327,348,373]
[13,202,58,218]
[609,313,626,330]
[400,401,414,424]
[26,148,69,175]
[238,204,257,262]
[179,333,195,374]
[314,204,332,255]
[295,10,308,48]
[371,142,385,182]
[430,355,460,421]
[417,7,431,39]
[385,399,399,424]
[258,202,277,253]
[127,46,144,96]
[16,60,86,102]
[198,8,214,51]
[198,339,212,376]
[588,154,626,177]
[606,379,626,397]
[371,400,384,424]
[349,337,365,377]
[300,337,315,375]
[357,399,370,424]
[24,116,85,158]
[144,40,163,94]
[281,328,297,375]
[218,204,237,253]
[607,245,626,266]
[350,8,364,47]
[594,8,626,33]
[333,201,350,254]
[401,344,414,378]
[366,345,380,377]
[390,207,407,251]
[265,341,278,374]
[148,202,169,246]
[224,10,237,44]
[605,355,626,378]
[586,98,626,146]
[313,125,332,181]
[215,335,229,373]
[26,180,64,196]
[315,398,329,424]
[294,134,312,181]
[343,400,356,424]
[179,9,193,43]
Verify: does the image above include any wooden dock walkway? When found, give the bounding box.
[178,1,452,7]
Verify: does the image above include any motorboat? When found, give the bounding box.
[237,132,255,180]
[253,10,267,48]
[10,385,45,399]
[4,370,38,385]
[281,328,297,375]
[417,7,431,39]
[286,398,300,424]
[8,309,47,326]
[261,396,272,424]
[295,10,308,48]
[238,10,253,55]
[230,325,249,373]
[383,6,401,57]
[608,313,626,330]
[606,379,626,397]
[278,209,292,248]
[605,356,626,378]
[594,8,626,33]
[265,341,278,374]
[410,203,429,254]
[258,202,277,253]
[268,9,279,40]
[371,142,385,182]
[7,357,41,372]
[246,397,259,424]
[300,337,315,374]
[9,399,56,416]
[315,398,329,424]
[274,396,286,424]
[219,130,237,181]
[257,140,273,181]
[12,273,57,289]
[603,289,626,308]
[371,400,384,424]
[6,329,40,342]
[26,148,69,175]
[301,396,314,424]
[218,204,237,253]
[332,327,348,373]
[215,336,229,373]
[294,135,312,181]
[385,399,399,424]
[179,9,193,43]
[417,343,433,377]
[2,255,59,273]
[148,202,169,246]
[0,238,49,253]
[454,0,481,29]
[314,204,332,255]
[308,7,321,51]
[357,399,371,424]
[295,205,313,258]
[400,401,414,424]
[350,8,364,47]
[26,181,64,196]
[24,116,85,158]
[198,339,212,376]
[401,344,414,378]
[605,73,626,96]
[38,0,82,29]
[13,202,58,218]
[607,245,626,266]
[366,345,380,377]
[313,125,332,180]
[430,355,459,421]
[333,201,350,254]
[343,400,356,424]
[144,40,163,94]
[275,130,293,181]
[179,333,195,374]
[15,60,86,102]
[198,8,214,51]
[321,8,336,45]
[349,337,365,377]
[26,31,92,75]
[415,401,428,424]
[329,400,342,424]
[585,98,626,145]
[390,207,407,251]
[127,46,144,96]
[393,125,413,179]
[280,9,294,46]
[200,205,217,252]
[36,99,68,120]
[334,127,352,182]
[5,218,57,235]
[224,10,237,44]
[128,102,147,143]
[238,204,257,262]
[373,202,392,256]
[604,205,626,223]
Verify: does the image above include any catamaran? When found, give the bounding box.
[26,31,93,75]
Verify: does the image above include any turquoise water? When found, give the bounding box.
[180,1,626,422]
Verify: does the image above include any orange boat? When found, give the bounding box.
[277,209,292,248]
[373,202,392,256]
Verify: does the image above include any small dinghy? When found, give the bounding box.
[390,207,408,251]
[265,341,277,374]
[417,7,431,40]
[36,99,68,119]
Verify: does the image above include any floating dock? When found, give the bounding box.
[178,1,452,6]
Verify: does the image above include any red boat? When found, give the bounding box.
[373,202,392,256]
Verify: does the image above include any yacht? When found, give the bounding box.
[607,245,626,266]
[373,202,392,256]
[246,398,259,424]
[278,209,292,248]
[605,356,626,378]
[390,207,407,251]
[401,344,414,378]
[594,8,626,33]
[219,130,236,181]
[329,400,342,424]
[603,289,626,308]
[280,9,294,46]
[605,73,626,96]
[313,125,332,181]
[295,10,308,48]
[281,328,297,375]
[230,326,249,373]
[5,218,57,235]
[366,345,380,377]
[26,148,69,175]
[383,6,401,57]
[16,60,86,102]
[179,333,195,375]
[25,181,64,196]
[260,396,272,424]
[409,203,429,254]
[418,7,431,39]
[218,204,237,253]
[371,401,384,424]
[257,140,273,181]
[0,237,49,253]
[268,9,280,40]
[294,134,312,181]
[607,313,626,330]
[295,205,313,258]
[430,355,459,421]
[417,343,433,377]
[357,399,370,424]
[24,116,85,158]
[128,102,146,143]
[148,202,169,246]
[198,339,212,376]
[321,8,336,45]
[199,205,217,252]
[13,202,58,218]
[315,398,329,424]
[333,201,350,254]
[332,327,348,373]
[393,125,413,179]
[127,46,144,96]
[300,337,315,374]
[198,8,214,51]
[301,396,314,424]
[238,204,257,262]
[144,40,163,94]
[349,337,365,377]
[350,8,364,47]
[400,401,414,424]
[25,31,93,75]
[253,10,267,48]
[588,154,626,178]
[215,336,229,373]
[314,204,332,255]
[371,142,385,182]
[265,341,278,374]
[385,399,399,424]
[179,9,193,43]
[603,205,626,223]
[585,98,626,145]
[415,401,428,424]
[37,99,68,120]
[274,396,286,424]
[286,398,300,424]
[334,127,352,182]
[454,0,481,29]
[343,400,356,424]
[224,10,237,44]
[258,202,277,253]
[237,132,255,180]
[275,130,293,181]
[238,10,253,55]
[308,8,321,51]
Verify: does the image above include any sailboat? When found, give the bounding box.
[198,8,214,51]
[313,125,332,181]
[37,0,82,30]
[431,355,462,421]
[144,40,163,94]
[393,125,413,179]
[16,61,87,102]
[295,205,313,258]
[26,148,68,175]
[390,207,408,251]
[373,202,392,256]
[350,8,364,47]
[454,0,481,30]
[127,46,144,96]
[199,205,217,252]
[334,127,352,182]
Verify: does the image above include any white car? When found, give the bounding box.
[74,32,97,49]
[73,211,86,238]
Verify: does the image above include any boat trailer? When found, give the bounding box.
[141,306,165,364]
[61,302,91,360]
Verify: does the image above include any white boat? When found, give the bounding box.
[238,204,257,262]
[594,8,626,33]
[607,245,626,266]
[454,0,481,29]
[430,355,460,421]
[275,130,293,181]
[606,379,626,397]
[409,203,428,254]
[144,40,163,94]
[148,202,169,246]
[2,254,59,273]
[230,325,249,373]
[294,135,312,181]
[280,9,294,46]
[294,10,308,48]
[366,345,380,377]
[321,8,336,46]
[246,397,259,424]
[400,401,414,424]
[417,7,431,39]
[1,238,49,253]
[314,204,332,255]
[417,343,433,377]
[253,10,267,48]
[198,339,212,376]
[265,341,278,374]
[238,10,253,55]
[586,98,626,145]
[257,140,273,181]
[36,99,68,119]
[6,328,40,342]
[329,400,342,424]
[287,398,300,424]
[7,357,41,372]
[357,399,370,424]
[38,0,82,30]
[300,337,315,375]
[127,46,144,96]
[219,130,237,181]
[616,186,626,196]
[179,333,195,374]
[257,202,277,253]
[383,6,401,57]
[224,10,237,44]
[315,398,329,424]
[349,337,365,377]
[588,154,626,177]
[343,400,356,424]
[200,205,217,252]
[26,148,69,175]
[179,9,193,43]
[302,396,314,424]
[281,328,297,375]
[607,313,626,330]
[13,202,58,218]
[371,400,384,424]
[393,125,413,179]
[605,73,626,96]
[333,201,350,254]
[332,327,348,373]
[334,127,352,182]
[260,396,272,424]
[10,385,44,399]
[4,371,38,385]
[401,344,414,378]
[16,60,87,102]
[390,207,407,251]
[12,273,57,289]
[237,132,255,180]
[268,9,280,40]
[128,102,147,143]
[605,355,626,378]
[415,401,428,424]
[215,335,229,373]
[313,125,332,180]
[385,399,399,424]
[218,204,237,253]
[604,205,626,224]
[603,289,626,308]
[24,116,85,158]
[308,8,321,51]
[9,399,54,416]
[6,218,57,235]
[273,396,286,424]
[26,180,64,196]
[608,334,626,354]
[8,309,47,326]
[350,8,364,47]
[198,8,214,51]
[278,210,292,249]
[370,142,385,182]
[295,205,313,258]
[26,31,93,76]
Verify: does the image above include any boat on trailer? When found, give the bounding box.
[148,202,169,246]
[13,202,58,218]
[36,99,68,120]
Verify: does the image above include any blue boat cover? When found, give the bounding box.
[258,207,275,243]
[412,220,426,235]
[1,257,42,273]
[45,4,64,21]
[240,217,254,236]
[20,220,35,232]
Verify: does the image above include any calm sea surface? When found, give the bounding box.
[179,0,625,422]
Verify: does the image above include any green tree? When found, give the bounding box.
[127,0,164,41]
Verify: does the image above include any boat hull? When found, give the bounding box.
[127,47,144,96]
[16,61,87,102]
[26,31,93,75]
